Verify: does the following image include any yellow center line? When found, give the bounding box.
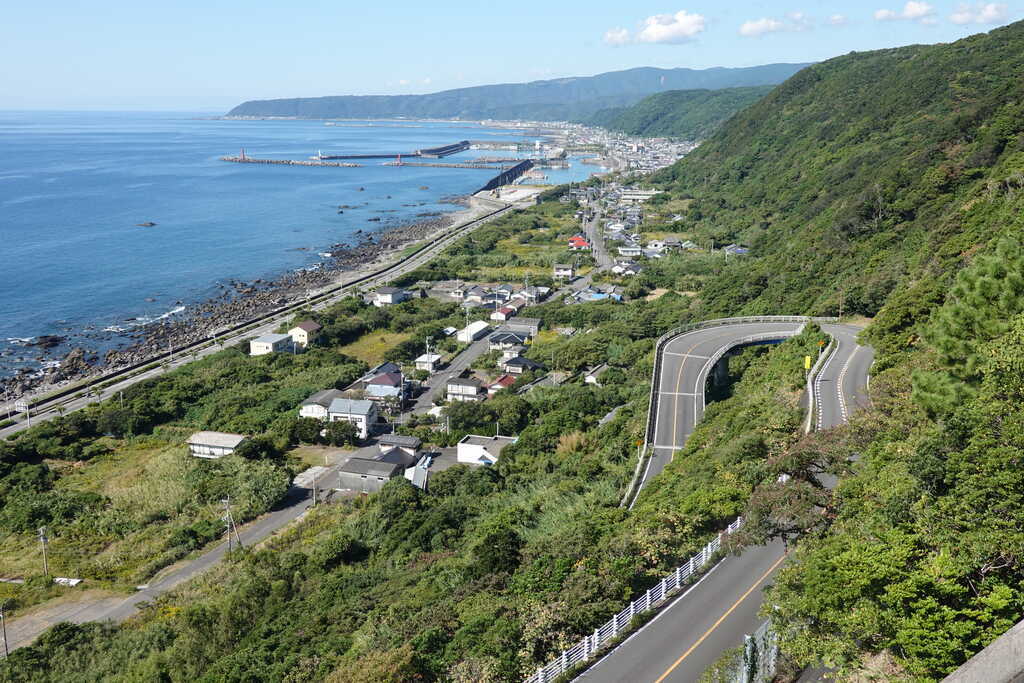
[652,552,787,683]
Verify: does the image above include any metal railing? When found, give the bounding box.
[525,517,744,683]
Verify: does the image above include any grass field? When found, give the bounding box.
[336,331,411,364]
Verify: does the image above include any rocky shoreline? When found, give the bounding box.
[0,203,467,402]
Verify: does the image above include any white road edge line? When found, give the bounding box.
[574,556,729,680]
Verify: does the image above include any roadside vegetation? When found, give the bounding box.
[7,19,1024,682]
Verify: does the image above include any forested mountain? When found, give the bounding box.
[581,85,773,139]
[646,19,1024,678]
[225,63,807,120]
[8,20,1024,683]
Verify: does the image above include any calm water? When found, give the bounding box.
[0,111,595,375]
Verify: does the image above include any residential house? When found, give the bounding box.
[647,240,667,251]
[464,286,489,304]
[568,235,591,251]
[723,244,750,256]
[378,434,422,459]
[365,372,404,403]
[250,333,292,356]
[505,318,541,337]
[502,355,545,375]
[520,286,550,304]
[327,398,377,439]
[404,454,431,491]
[447,377,484,402]
[414,353,443,373]
[494,284,516,301]
[187,431,247,459]
[489,331,530,351]
[617,244,642,258]
[373,286,410,307]
[348,362,401,391]
[505,297,527,313]
[449,283,467,300]
[299,388,346,420]
[288,320,321,349]
[553,263,575,280]
[457,435,518,466]
[487,374,517,395]
[456,320,490,343]
[490,306,516,322]
[502,345,527,361]
[338,458,403,493]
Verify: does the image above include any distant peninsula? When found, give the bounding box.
[225,63,810,122]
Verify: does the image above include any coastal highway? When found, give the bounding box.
[0,195,526,441]
[579,320,872,683]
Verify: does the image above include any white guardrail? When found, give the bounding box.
[525,517,745,683]
[541,316,838,682]
[620,316,836,508]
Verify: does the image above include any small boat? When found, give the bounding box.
[136,221,157,227]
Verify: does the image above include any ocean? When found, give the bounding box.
[0,111,596,377]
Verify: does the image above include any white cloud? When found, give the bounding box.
[421,77,432,85]
[603,26,631,46]
[738,12,815,37]
[397,79,410,86]
[739,17,786,36]
[950,2,1008,24]
[828,13,848,25]
[874,1,936,23]
[636,10,707,44]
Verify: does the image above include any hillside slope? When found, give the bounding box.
[226,63,807,120]
[582,86,773,139]
[653,22,1024,320]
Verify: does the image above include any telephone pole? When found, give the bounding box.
[38,527,49,575]
[221,497,242,552]
[1,600,9,659]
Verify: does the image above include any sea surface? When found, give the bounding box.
[0,111,597,377]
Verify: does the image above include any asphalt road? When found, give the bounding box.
[1,196,520,440]
[412,336,491,413]
[583,320,873,683]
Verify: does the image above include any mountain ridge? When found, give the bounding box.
[226,63,810,121]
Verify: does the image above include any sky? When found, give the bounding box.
[1,1,1021,111]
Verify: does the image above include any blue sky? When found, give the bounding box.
[1,1,1020,110]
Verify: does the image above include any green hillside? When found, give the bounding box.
[582,86,773,139]
[7,20,1024,683]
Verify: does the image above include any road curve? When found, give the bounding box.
[581,321,872,683]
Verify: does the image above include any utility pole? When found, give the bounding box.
[38,527,48,575]
[839,290,845,319]
[222,497,242,552]
[0,600,8,659]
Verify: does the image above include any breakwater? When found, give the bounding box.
[221,155,361,168]
[313,139,470,160]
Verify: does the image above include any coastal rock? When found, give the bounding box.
[29,335,65,349]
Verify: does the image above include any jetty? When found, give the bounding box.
[311,139,470,161]
[221,151,361,168]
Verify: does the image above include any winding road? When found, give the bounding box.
[580,320,873,683]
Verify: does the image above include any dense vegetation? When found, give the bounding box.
[9,19,1024,682]
[582,86,773,140]
[226,63,806,121]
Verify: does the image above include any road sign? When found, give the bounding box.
[804,355,812,370]
[14,401,29,412]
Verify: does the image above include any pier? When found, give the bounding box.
[222,152,361,168]
[382,160,507,170]
[311,139,470,160]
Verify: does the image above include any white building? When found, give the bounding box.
[327,398,378,439]
[187,431,248,459]
[288,320,321,349]
[299,388,346,420]
[415,353,443,373]
[553,264,575,280]
[457,434,518,466]
[250,333,293,356]
[456,320,490,343]
[373,287,410,307]
[447,377,484,402]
